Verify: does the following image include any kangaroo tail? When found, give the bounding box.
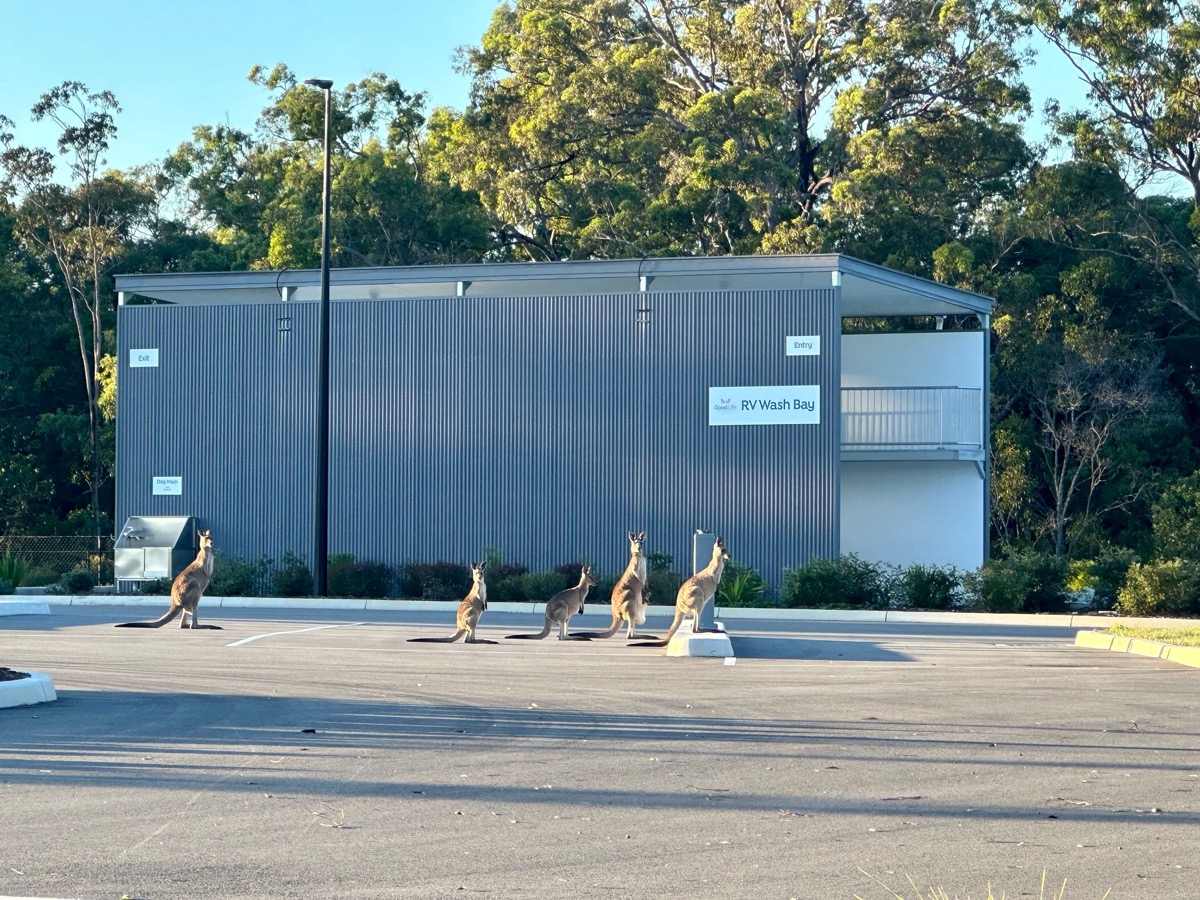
[407,629,467,643]
[506,624,553,640]
[569,617,622,639]
[116,606,182,628]
[629,610,683,647]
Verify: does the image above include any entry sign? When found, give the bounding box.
[130,349,159,368]
[786,335,820,356]
[709,385,820,426]
[153,476,183,496]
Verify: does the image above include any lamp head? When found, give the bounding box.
[303,78,334,90]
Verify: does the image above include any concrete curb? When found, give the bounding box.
[7,594,1198,630]
[0,598,50,616]
[0,671,57,708]
[1075,630,1200,669]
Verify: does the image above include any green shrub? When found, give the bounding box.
[54,568,97,595]
[716,562,770,608]
[1069,546,1138,608]
[1117,559,1200,617]
[1065,558,1095,593]
[210,553,272,596]
[962,563,1026,613]
[271,552,313,597]
[591,573,618,605]
[1151,472,1200,562]
[894,563,961,610]
[397,561,472,599]
[328,555,394,598]
[0,578,12,595]
[1011,550,1069,612]
[139,577,174,594]
[780,555,890,609]
[483,561,528,593]
[492,570,573,604]
[553,560,593,580]
[962,550,1068,613]
[0,552,30,589]
[644,552,681,606]
[395,564,421,597]
[647,551,673,572]
[480,547,525,588]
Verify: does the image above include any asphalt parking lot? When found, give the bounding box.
[2,605,1198,899]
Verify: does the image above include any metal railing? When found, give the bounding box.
[841,386,983,451]
[0,535,114,586]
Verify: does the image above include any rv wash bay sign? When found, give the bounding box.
[708,386,821,426]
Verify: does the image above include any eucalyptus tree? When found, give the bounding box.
[431,0,1034,261]
[167,64,493,270]
[0,204,57,534]
[943,159,1189,558]
[0,84,154,542]
[1027,1,1200,328]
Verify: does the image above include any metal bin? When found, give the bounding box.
[114,516,196,591]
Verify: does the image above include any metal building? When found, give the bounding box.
[113,255,992,588]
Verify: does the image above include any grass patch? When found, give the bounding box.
[1104,625,1200,647]
[857,869,1108,899]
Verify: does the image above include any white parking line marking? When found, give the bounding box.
[226,623,364,647]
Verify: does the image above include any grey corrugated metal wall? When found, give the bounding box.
[117,303,318,569]
[118,287,839,588]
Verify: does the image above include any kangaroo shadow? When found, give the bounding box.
[729,635,911,662]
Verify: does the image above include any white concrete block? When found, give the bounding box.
[665,630,734,658]
[0,671,57,708]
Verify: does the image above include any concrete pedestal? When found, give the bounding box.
[665,621,734,658]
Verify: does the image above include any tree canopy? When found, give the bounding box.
[427,0,1033,262]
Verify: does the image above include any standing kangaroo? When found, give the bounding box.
[407,561,496,644]
[632,537,729,647]
[116,529,221,629]
[507,565,598,640]
[571,531,656,639]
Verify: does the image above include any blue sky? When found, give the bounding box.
[0,0,500,170]
[1,0,1090,174]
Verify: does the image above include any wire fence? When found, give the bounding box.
[0,535,115,586]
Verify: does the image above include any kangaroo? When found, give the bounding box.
[116,529,221,629]
[571,531,656,639]
[507,565,598,640]
[407,561,496,644]
[631,537,730,647]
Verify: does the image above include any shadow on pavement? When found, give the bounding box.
[729,635,911,661]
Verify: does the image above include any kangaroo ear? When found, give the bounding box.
[637,531,646,541]
[627,531,635,541]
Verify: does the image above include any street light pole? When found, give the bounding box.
[304,78,334,597]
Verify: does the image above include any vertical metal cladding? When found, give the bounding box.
[118,287,839,590]
[332,288,840,586]
[116,302,318,568]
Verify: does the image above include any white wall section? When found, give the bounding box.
[840,460,985,571]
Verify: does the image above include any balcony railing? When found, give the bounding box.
[841,386,983,452]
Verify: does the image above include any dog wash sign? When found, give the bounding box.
[709,385,820,426]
